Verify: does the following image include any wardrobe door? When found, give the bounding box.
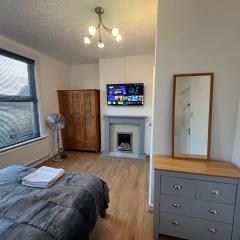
[58,91,75,149]
[59,91,72,116]
[94,91,101,152]
[72,92,84,149]
[62,116,75,149]
[81,91,96,150]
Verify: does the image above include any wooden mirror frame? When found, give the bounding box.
[172,73,214,160]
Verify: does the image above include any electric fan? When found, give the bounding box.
[46,113,67,161]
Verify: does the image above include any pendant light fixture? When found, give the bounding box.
[84,7,122,48]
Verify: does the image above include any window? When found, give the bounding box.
[0,49,40,150]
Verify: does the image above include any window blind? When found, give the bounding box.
[0,49,40,149]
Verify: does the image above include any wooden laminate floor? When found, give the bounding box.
[40,151,179,240]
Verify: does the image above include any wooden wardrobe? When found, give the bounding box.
[58,90,101,152]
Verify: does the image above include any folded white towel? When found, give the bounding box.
[22,166,65,188]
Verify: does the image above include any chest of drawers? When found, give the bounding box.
[153,156,240,240]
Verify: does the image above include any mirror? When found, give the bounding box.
[172,73,214,160]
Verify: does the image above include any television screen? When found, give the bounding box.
[107,83,144,106]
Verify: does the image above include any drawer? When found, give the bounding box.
[160,212,232,240]
[196,181,237,204]
[161,176,196,198]
[160,194,235,224]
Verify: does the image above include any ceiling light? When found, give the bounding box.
[112,28,119,37]
[88,26,96,36]
[116,34,122,42]
[98,41,104,48]
[84,36,91,44]
[84,7,122,48]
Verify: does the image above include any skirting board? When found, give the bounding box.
[27,156,49,167]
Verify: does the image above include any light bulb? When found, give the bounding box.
[84,36,91,45]
[112,28,119,37]
[98,41,104,48]
[116,34,122,42]
[88,26,96,36]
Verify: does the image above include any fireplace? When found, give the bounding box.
[102,115,147,160]
[117,132,133,152]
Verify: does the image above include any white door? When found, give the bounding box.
[180,88,191,154]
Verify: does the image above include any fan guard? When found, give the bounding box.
[46,113,67,161]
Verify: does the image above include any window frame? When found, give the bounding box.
[0,48,41,150]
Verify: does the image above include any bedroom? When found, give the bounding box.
[0,0,240,240]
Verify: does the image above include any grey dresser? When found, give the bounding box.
[153,156,240,240]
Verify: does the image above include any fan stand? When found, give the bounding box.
[51,123,67,162]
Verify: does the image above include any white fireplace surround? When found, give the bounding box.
[102,115,147,160]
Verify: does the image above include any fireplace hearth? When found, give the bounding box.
[117,132,133,152]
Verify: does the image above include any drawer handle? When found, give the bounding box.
[210,189,219,195]
[208,227,218,233]
[209,209,218,215]
[173,185,183,190]
[172,203,182,208]
[171,220,181,226]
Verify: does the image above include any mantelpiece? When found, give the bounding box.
[153,156,240,240]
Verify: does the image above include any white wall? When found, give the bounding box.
[232,99,240,168]
[153,0,240,160]
[149,0,240,206]
[69,63,99,89]
[99,55,155,154]
[0,35,69,166]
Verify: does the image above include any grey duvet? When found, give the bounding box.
[0,166,109,240]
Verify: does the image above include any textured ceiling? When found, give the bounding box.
[0,0,156,64]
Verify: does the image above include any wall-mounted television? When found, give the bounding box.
[107,83,144,106]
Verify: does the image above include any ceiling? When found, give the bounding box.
[0,0,156,64]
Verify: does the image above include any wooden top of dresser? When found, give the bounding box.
[154,155,240,179]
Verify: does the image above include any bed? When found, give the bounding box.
[0,165,109,240]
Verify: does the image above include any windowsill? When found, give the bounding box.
[0,136,48,155]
